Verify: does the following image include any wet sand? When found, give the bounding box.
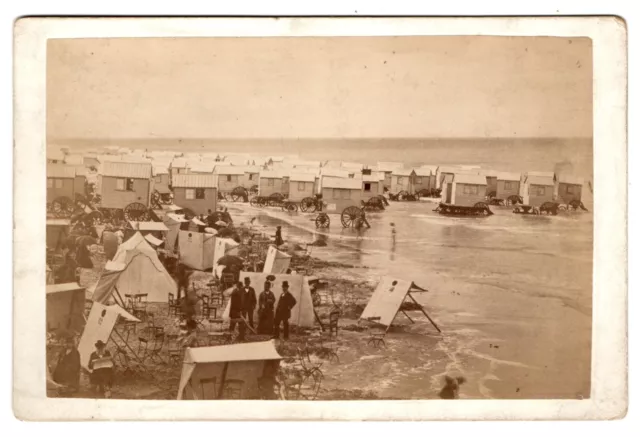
[229,201,592,400]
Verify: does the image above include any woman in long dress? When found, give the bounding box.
[257,281,276,335]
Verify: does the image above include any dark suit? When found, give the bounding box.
[273,290,297,340]
[242,286,257,328]
[229,287,246,340]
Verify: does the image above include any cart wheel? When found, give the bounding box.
[315,213,330,228]
[286,203,298,212]
[250,197,259,207]
[341,206,363,228]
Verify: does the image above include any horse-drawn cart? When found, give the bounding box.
[434,202,493,216]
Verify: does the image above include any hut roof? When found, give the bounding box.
[527,171,556,179]
[454,173,487,185]
[320,168,350,178]
[260,170,285,179]
[152,165,169,176]
[496,172,522,181]
[189,163,215,173]
[47,148,66,161]
[102,161,152,179]
[557,174,584,186]
[392,168,414,176]
[47,164,78,179]
[526,175,555,186]
[289,173,317,182]
[171,158,188,169]
[172,174,218,188]
[214,166,245,176]
[322,177,362,190]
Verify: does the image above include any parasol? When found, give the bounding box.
[216,255,244,267]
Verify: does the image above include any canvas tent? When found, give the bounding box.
[145,234,163,247]
[46,282,86,333]
[163,213,189,251]
[178,230,216,271]
[212,237,240,268]
[359,276,441,333]
[263,245,292,274]
[222,272,315,328]
[177,340,282,400]
[91,232,176,303]
[77,302,140,369]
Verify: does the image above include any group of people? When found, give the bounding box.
[228,277,297,341]
[49,336,115,398]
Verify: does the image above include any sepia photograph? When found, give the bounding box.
[13,16,627,420]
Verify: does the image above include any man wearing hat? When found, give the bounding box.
[273,281,297,340]
[88,340,114,398]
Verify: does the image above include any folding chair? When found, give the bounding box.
[167,293,180,316]
[328,309,340,338]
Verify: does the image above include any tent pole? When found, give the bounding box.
[111,322,155,379]
[408,293,441,333]
[217,362,229,399]
[400,310,415,324]
[113,286,127,309]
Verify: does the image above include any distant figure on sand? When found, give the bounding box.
[438,375,466,399]
[274,226,284,246]
[273,281,297,341]
[257,281,276,335]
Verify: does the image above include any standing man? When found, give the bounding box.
[274,226,284,247]
[273,281,297,341]
[229,282,246,341]
[242,277,257,329]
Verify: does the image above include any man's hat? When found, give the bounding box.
[282,281,289,288]
[95,340,106,348]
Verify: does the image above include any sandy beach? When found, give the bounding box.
[60,195,592,401]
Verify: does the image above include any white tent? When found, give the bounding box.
[163,213,189,252]
[212,237,240,268]
[222,272,315,328]
[91,232,177,303]
[177,340,282,400]
[77,302,139,369]
[359,276,441,332]
[263,245,292,274]
[178,230,216,271]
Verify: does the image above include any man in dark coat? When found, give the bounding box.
[241,277,257,329]
[274,226,284,247]
[53,336,81,394]
[273,281,297,340]
[229,282,246,341]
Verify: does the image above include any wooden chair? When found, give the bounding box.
[221,273,235,292]
[328,309,340,338]
[200,295,216,319]
[168,293,180,316]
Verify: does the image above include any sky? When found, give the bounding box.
[47,36,593,140]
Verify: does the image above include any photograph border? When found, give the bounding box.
[13,16,627,421]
